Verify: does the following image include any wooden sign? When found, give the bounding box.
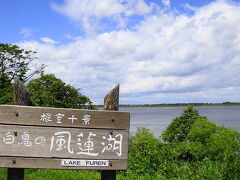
[0,105,130,170]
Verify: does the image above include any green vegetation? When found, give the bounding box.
[162,106,207,143]
[125,106,240,179]
[0,43,43,104]
[0,43,94,109]
[0,106,239,179]
[27,74,94,109]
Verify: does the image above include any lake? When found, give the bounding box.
[119,106,240,137]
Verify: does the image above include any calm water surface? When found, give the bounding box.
[119,106,240,137]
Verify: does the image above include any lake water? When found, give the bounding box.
[119,106,240,137]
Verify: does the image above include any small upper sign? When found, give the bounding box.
[0,105,130,130]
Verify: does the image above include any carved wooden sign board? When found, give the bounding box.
[0,105,130,170]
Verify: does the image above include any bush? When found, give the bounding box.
[127,127,162,176]
[161,106,207,143]
[187,118,240,179]
[125,106,240,179]
[188,118,240,160]
[158,106,240,179]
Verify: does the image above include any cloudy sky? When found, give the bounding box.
[1,0,240,104]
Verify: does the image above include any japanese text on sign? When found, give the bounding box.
[2,130,123,157]
[40,112,91,125]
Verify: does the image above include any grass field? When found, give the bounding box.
[0,169,173,180]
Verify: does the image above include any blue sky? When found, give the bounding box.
[1,0,240,104]
[0,0,217,42]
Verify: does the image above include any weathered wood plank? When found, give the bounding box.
[0,105,130,130]
[13,78,29,106]
[0,125,128,160]
[0,157,128,170]
[8,78,28,180]
[104,85,119,111]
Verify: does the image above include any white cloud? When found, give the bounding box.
[19,28,32,38]
[51,0,152,33]
[162,0,170,8]
[19,0,240,104]
[40,37,59,44]
[51,0,151,19]
[183,3,198,11]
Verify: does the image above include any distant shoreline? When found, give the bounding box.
[95,102,240,108]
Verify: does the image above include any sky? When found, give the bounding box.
[1,0,240,104]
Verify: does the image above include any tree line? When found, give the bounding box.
[0,43,94,109]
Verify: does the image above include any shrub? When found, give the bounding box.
[127,127,162,176]
[187,118,240,179]
[159,106,240,179]
[161,106,206,143]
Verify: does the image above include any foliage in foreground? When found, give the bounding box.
[127,106,240,179]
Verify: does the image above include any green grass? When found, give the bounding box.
[2,168,223,180]
[0,169,182,180]
[0,169,100,180]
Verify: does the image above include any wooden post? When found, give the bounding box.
[7,78,28,180]
[101,85,119,180]
[13,78,29,106]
